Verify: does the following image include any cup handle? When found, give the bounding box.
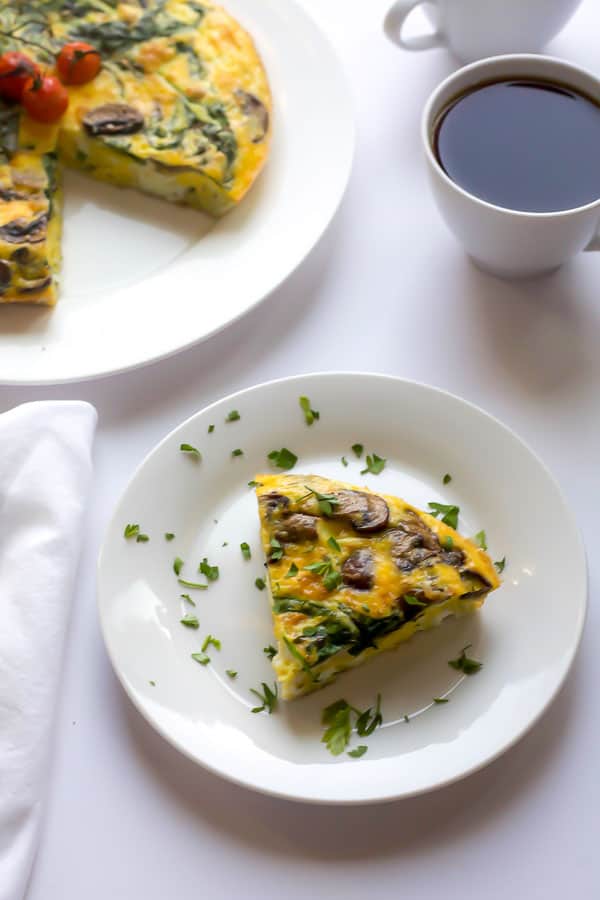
[383,0,446,51]
[584,223,600,252]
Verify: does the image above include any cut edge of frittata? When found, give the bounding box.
[255,474,500,701]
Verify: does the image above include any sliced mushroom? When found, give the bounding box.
[18,276,51,295]
[460,570,491,599]
[259,491,290,517]
[234,89,269,143]
[330,490,389,533]
[0,214,47,244]
[441,549,465,567]
[342,549,374,590]
[10,247,29,264]
[0,188,26,202]
[275,513,318,543]
[83,103,145,137]
[0,260,10,291]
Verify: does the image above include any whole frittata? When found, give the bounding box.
[0,0,272,304]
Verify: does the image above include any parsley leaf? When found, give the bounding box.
[474,530,487,550]
[250,682,278,714]
[124,524,139,539]
[226,669,237,678]
[136,533,149,543]
[165,532,175,541]
[191,652,210,665]
[428,502,460,529]
[433,697,449,704]
[341,456,348,467]
[444,536,454,550]
[448,644,482,675]
[208,424,215,433]
[327,536,341,553]
[177,578,208,590]
[351,444,364,458]
[286,562,299,577]
[443,473,452,485]
[404,594,426,608]
[321,700,353,755]
[173,556,184,576]
[201,634,221,652]
[299,395,320,426]
[301,485,339,516]
[268,447,298,470]
[149,680,156,686]
[304,558,341,591]
[231,448,243,457]
[180,443,201,459]
[356,693,383,737]
[360,453,386,476]
[495,557,506,574]
[240,542,251,560]
[248,480,261,488]
[226,410,240,422]
[263,645,277,660]
[255,577,266,591]
[348,745,368,759]
[181,593,195,606]
[199,557,219,581]
[180,616,200,629]
[269,538,283,561]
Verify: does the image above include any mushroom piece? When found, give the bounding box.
[0,260,10,289]
[342,549,374,590]
[330,490,389,533]
[17,275,52,295]
[234,89,269,143]
[460,570,491,599]
[259,491,290,517]
[275,513,318,543]
[0,214,47,244]
[83,103,145,137]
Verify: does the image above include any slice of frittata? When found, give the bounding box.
[256,474,500,700]
[0,105,62,305]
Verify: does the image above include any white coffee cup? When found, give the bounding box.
[422,55,600,279]
[384,0,583,63]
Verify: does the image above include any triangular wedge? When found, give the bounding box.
[255,474,500,700]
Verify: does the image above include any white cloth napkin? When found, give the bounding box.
[0,401,97,900]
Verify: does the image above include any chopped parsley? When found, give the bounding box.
[248,480,262,488]
[199,557,219,581]
[341,456,348,467]
[226,669,237,679]
[208,424,215,433]
[321,700,353,755]
[300,485,339,516]
[231,448,243,457]
[165,532,175,541]
[180,443,201,459]
[240,542,251,560]
[356,693,383,737]
[433,696,449,704]
[404,594,426,608]
[201,634,221,652]
[177,578,208,590]
[267,447,298,470]
[124,523,139,539]
[250,681,278,714]
[428,502,460,529]
[226,410,240,422]
[263,645,277,660]
[304,559,342,591]
[351,443,364,458]
[347,745,368,759]
[180,615,200,629]
[474,530,487,550]
[327,536,341,553]
[136,533,149,543]
[360,453,386,476]
[255,577,266,591]
[443,473,452,485]
[149,680,156,686]
[403,715,410,723]
[269,537,284,561]
[191,652,210,665]
[448,644,482,675]
[444,536,454,550]
[180,593,195,606]
[495,557,506,574]
[286,562,299,577]
[299,395,320,426]
[173,556,184,576]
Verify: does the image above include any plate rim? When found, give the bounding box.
[97,371,588,804]
[0,0,355,386]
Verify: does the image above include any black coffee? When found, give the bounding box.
[434,79,600,213]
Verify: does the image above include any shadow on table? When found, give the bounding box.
[116,656,580,864]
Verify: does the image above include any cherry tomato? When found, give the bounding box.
[56,42,101,86]
[22,75,69,124]
[0,52,40,102]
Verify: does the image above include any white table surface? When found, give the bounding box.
[3,1,600,896]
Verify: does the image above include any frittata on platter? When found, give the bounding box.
[0,0,272,305]
[256,474,500,700]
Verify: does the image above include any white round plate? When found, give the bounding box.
[98,373,587,804]
[0,1,353,385]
